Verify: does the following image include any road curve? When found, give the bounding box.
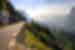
[0,21,25,50]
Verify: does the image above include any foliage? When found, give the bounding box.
[24,21,75,50]
[15,10,27,21]
[22,21,63,50]
[0,0,73,50]
[24,30,53,50]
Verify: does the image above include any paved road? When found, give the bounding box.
[0,22,25,50]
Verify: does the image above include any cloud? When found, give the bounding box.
[45,0,75,5]
[30,5,72,31]
[10,0,75,12]
[31,5,71,20]
[10,0,75,31]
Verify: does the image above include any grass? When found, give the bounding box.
[23,30,73,50]
[24,30,53,50]
[15,27,73,50]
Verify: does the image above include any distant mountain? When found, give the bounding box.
[32,15,65,32]
[64,6,75,34]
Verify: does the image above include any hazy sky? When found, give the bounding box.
[10,0,75,30]
[10,0,75,16]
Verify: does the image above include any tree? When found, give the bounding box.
[27,20,62,50]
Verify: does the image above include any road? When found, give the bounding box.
[0,22,25,50]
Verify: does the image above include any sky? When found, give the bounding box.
[10,0,75,16]
[10,0,75,31]
[10,0,75,13]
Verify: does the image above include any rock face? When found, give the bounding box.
[0,0,18,24]
[0,1,9,24]
[0,10,9,24]
[0,0,9,24]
